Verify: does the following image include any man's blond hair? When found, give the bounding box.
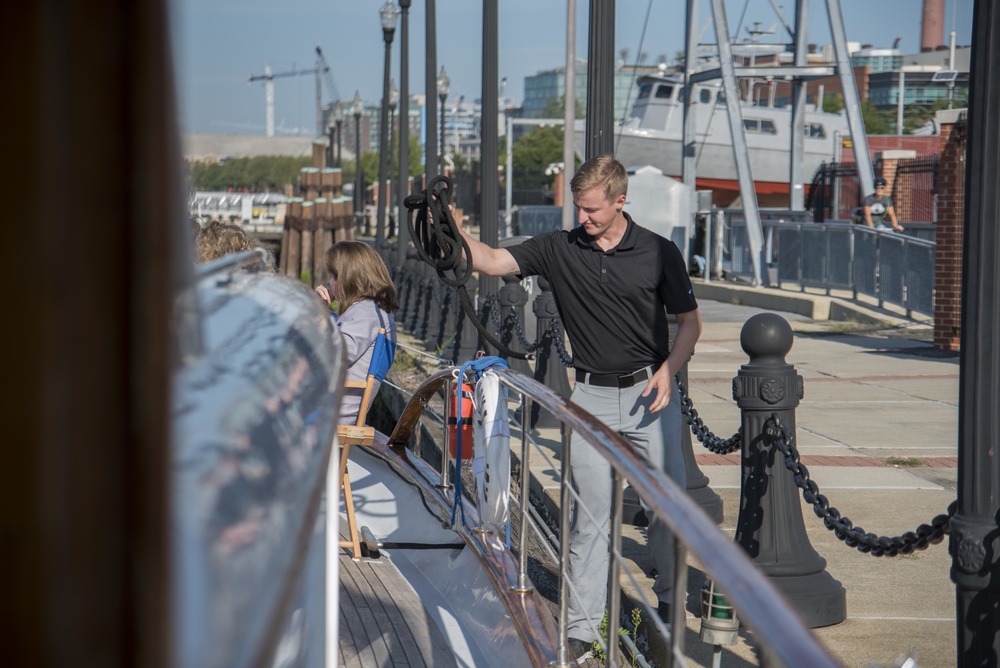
[570,154,628,203]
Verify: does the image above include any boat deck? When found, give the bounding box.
[337,541,459,668]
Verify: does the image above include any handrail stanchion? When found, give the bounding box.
[514,394,535,593]
[606,470,624,667]
[668,541,688,668]
[555,426,573,667]
[440,376,454,489]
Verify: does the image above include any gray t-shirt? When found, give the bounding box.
[335,299,396,425]
[864,194,893,226]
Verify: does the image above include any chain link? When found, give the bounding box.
[676,377,743,454]
[764,414,956,556]
[482,295,540,353]
[548,320,574,367]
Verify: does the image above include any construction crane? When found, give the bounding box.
[315,45,341,107]
[248,57,330,137]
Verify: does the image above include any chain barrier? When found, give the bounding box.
[548,320,574,367]
[483,295,540,353]
[764,414,956,556]
[675,377,743,455]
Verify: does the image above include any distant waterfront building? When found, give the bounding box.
[851,46,904,73]
[522,63,667,121]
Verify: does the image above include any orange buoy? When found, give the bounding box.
[448,381,475,459]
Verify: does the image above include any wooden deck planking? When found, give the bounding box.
[338,532,459,667]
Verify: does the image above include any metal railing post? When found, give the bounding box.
[439,376,453,489]
[556,426,573,666]
[513,394,534,593]
[606,470,624,667]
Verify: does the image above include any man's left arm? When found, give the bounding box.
[642,308,703,413]
[887,204,904,232]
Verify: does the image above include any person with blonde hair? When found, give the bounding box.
[315,241,399,424]
[195,220,275,271]
[451,154,701,662]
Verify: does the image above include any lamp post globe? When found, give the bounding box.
[351,90,365,234]
[436,66,449,174]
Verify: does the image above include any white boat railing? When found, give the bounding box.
[386,365,838,668]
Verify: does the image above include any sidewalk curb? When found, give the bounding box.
[693,280,917,328]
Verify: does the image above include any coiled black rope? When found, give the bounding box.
[403,176,531,360]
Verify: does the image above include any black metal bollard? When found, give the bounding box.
[733,313,846,628]
[531,277,572,429]
[496,275,534,377]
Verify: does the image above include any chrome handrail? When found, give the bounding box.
[388,365,838,668]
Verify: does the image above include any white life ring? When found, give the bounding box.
[472,370,511,528]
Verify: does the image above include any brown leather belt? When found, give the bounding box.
[575,366,651,388]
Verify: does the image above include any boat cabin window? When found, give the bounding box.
[743,118,778,134]
[717,90,726,105]
[805,123,827,138]
[655,85,674,99]
[638,83,652,100]
[700,89,713,104]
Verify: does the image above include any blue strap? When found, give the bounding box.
[449,356,511,528]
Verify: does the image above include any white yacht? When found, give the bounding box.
[590,72,850,207]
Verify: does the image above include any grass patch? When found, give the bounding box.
[886,456,922,467]
[392,349,420,373]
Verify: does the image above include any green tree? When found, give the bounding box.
[511,125,567,199]
[542,95,585,119]
[822,94,844,114]
[187,155,312,191]
[861,100,895,135]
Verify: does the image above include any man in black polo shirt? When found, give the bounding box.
[455,155,701,661]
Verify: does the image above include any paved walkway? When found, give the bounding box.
[517,284,959,667]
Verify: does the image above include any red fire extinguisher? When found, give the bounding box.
[448,381,475,460]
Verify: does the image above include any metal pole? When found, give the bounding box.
[789,0,809,210]
[606,470,624,667]
[336,119,342,167]
[561,0,577,232]
[425,0,438,180]
[513,394,534,593]
[556,426,573,666]
[953,2,1000,662]
[897,71,905,137]
[480,0,500,302]
[585,0,614,159]
[439,92,446,175]
[682,0,698,191]
[505,114,513,236]
[397,0,412,266]
[376,24,395,252]
[354,112,363,231]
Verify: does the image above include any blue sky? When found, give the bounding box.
[170,0,974,136]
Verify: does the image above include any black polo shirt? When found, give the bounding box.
[506,212,697,375]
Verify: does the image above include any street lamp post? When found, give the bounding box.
[388,79,398,239]
[334,108,344,168]
[396,0,411,266]
[437,66,449,175]
[326,120,335,169]
[351,91,365,235]
[376,0,399,252]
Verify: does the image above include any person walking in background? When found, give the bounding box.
[315,241,399,425]
[863,177,905,232]
[450,155,701,663]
